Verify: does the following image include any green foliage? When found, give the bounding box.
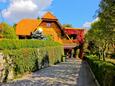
[1,22,17,39]
[0,39,61,50]
[38,46,65,65]
[4,49,38,74]
[85,17,114,61]
[85,0,115,61]
[3,46,64,81]
[63,24,73,28]
[46,35,53,41]
[31,29,46,40]
[99,0,115,31]
[13,24,17,31]
[37,17,40,20]
[86,55,115,86]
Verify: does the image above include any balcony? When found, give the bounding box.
[62,40,79,49]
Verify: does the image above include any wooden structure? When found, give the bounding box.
[64,28,84,58]
[16,12,85,59]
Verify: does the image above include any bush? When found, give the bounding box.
[111,53,115,59]
[86,55,115,86]
[0,39,61,50]
[1,46,64,82]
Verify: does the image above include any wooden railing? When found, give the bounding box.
[62,40,78,47]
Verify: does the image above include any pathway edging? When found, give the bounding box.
[86,61,100,86]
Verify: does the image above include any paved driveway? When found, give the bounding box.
[1,59,97,86]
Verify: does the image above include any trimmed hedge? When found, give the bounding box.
[0,39,61,50]
[86,55,115,86]
[1,46,65,82]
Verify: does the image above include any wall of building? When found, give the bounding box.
[39,21,62,37]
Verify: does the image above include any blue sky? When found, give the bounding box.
[0,0,100,28]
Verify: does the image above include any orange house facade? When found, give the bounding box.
[16,12,85,59]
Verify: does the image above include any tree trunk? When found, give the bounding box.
[102,40,108,61]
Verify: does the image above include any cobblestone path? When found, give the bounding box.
[1,59,97,86]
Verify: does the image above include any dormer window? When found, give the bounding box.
[47,23,51,27]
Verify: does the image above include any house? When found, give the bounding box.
[64,28,84,44]
[16,12,85,58]
[16,12,66,43]
[64,28,84,58]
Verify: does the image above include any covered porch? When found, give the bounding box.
[62,40,83,59]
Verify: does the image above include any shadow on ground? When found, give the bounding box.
[1,59,97,86]
[76,61,97,86]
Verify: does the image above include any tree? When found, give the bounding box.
[37,17,40,20]
[1,22,18,39]
[13,24,17,31]
[85,0,115,60]
[31,29,46,40]
[63,24,73,28]
[98,0,115,58]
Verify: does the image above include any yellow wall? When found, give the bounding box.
[39,21,62,37]
[37,27,62,44]
[37,21,63,44]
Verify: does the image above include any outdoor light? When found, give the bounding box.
[38,27,43,33]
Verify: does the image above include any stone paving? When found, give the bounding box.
[1,59,97,86]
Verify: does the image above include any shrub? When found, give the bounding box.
[1,46,64,82]
[111,53,115,59]
[86,55,115,86]
[0,39,61,50]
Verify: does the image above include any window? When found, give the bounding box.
[69,34,77,39]
[47,23,51,27]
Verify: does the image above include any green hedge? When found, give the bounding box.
[86,55,115,86]
[0,39,61,50]
[1,46,65,82]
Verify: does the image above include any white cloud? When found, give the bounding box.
[82,17,99,29]
[2,0,53,23]
[82,22,92,29]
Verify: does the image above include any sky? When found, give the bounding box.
[0,0,101,28]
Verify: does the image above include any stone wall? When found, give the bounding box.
[0,53,4,82]
[0,53,14,82]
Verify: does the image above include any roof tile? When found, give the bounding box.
[16,19,41,36]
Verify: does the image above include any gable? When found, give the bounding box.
[39,20,64,36]
[42,12,57,20]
